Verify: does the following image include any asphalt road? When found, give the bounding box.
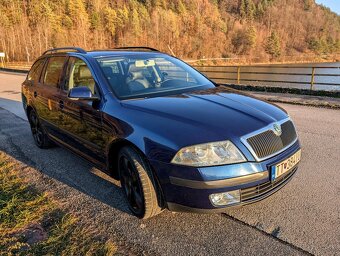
[0,72,339,255]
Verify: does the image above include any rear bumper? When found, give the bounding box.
[150,140,301,213]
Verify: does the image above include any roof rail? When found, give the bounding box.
[113,46,159,52]
[43,47,87,55]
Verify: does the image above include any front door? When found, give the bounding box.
[58,57,106,166]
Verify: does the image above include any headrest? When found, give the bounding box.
[128,64,146,80]
[78,65,92,79]
[130,71,144,80]
[128,64,144,73]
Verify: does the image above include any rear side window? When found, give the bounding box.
[43,57,66,87]
[27,59,45,82]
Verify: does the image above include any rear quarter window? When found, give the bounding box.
[43,57,66,87]
[27,59,45,83]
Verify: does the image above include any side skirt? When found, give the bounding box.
[48,133,111,176]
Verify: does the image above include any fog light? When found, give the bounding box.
[209,190,240,206]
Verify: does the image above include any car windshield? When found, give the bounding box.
[96,54,215,99]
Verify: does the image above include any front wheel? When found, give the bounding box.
[29,110,53,149]
[118,146,163,219]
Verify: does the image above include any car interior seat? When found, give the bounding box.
[126,64,151,93]
[75,65,96,94]
[102,66,128,96]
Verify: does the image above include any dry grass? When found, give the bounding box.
[0,152,118,256]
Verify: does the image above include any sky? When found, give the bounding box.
[315,0,340,14]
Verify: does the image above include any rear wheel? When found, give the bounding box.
[118,146,163,219]
[29,110,53,149]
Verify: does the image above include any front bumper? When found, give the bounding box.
[168,166,297,213]
[150,140,301,213]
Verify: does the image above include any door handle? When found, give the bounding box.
[59,100,64,109]
[33,91,37,98]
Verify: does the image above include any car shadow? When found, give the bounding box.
[0,105,132,215]
[0,97,27,120]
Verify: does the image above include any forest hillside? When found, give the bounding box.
[0,0,339,62]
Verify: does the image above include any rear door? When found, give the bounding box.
[58,56,106,166]
[22,58,46,112]
[35,56,66,139]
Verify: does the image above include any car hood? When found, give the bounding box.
[120,86,288,151]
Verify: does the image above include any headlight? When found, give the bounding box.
[171,140,246,167]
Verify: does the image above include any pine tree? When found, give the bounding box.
[246,0,255,21]
[262,0,269,8]
[240,0,246,19]
[104,7,117,37]
[177,0,186,14]
[131,8,141,37]
[265,32,281,58]
[90,12,100,30]
[239,0,255,21]
[256,2,265,20]
[232,26,257,54]
[247,25,257,48]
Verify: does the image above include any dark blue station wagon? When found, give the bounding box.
[22,47,301,219]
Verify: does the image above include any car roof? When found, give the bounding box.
[40,47,169,59]
[84,50,166,58]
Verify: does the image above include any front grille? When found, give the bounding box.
[240,167,297,201]
[246,120,297,159]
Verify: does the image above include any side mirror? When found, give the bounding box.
[68,86,99,101]
[24,79,34,86]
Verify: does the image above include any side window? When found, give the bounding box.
[27,59,45,83]
[43,57,66,87]
[65,57,96,94]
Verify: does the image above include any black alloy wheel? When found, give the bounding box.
[118,146,163,219]
[29,110,52,149]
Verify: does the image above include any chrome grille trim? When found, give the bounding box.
[241,117,298,162]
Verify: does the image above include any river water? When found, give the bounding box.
[196,62,340,91]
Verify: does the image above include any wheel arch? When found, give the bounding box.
[107,139,138,179]
[26,105,34,121]
[107,138,166,208]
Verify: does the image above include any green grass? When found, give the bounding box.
[0,152,117,256]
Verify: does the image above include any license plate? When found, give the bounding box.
[271,150,301,180]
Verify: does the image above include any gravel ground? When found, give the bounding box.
[0,72,339,255]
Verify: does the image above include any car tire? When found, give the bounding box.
[118,146,163,219]
[29,110,53,149]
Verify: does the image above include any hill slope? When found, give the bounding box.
[0,0,339,61]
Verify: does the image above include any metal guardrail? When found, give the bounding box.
[0,67,29,74]
[2,62,339,91]
[194,65,340,90]
[4,63,31,70]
